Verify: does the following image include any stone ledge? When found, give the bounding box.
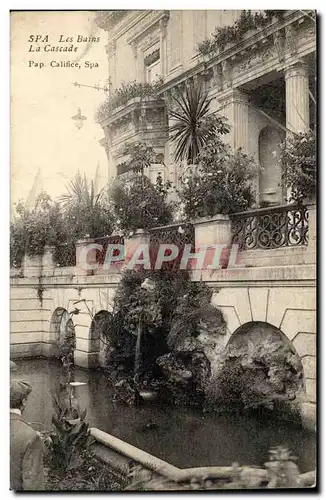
[10,264,316,287]
[193,214,230,226]
[192,264,316,285]
[90,427,316,486]
[237,246,315,268]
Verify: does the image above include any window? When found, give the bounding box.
[144,48,161,83]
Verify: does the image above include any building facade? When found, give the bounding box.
[95,9,316,205]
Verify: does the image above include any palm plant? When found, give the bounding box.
[59,172,113,240]
[59,172,102,211]
[169,83,230,165]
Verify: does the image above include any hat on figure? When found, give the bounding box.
[10,380,32,408]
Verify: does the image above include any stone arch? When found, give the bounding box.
[49,307,76,357]
[226,320,305,400]
[89,310,114,367]
[212,286,316,428]
[258,125,285,206]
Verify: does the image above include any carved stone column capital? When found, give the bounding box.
[285,61,309,80]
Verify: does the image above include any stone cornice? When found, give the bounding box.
[95,11,128,28]
[96,10,150,40]
[157,10,315,96]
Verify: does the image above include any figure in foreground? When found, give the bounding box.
[10,379,45,491]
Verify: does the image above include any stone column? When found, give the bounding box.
[285,62,310,134]
[285,62,310,201]
[220,89,249,151]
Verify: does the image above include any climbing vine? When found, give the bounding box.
[36,281,46,307]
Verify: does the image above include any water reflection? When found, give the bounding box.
[14,358,316,472]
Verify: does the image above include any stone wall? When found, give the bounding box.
[10,266,316,428]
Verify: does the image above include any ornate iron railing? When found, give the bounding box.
[149,222,195,270]
[230,204,309,251]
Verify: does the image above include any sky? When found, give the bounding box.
[10,11,109,209]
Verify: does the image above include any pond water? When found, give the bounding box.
[13,358,316,473]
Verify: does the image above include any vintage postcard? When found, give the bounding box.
[10,10,317,491]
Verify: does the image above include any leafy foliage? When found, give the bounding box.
[46,335,92,475]
[47,396,91,474]
[197,10,285,58]
[10,173,114,268]
[110,174,173,233]
[45,448,126,491]
[107,268,225,388]
[169,84,230,164]
[167,282,225,349]
[95,78,164,122]
[10,193,64,267]
[280,131,316,202]
[109,141,174,232]
[119,141,155,175]
[179,140,259,219]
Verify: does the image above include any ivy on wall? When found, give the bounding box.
[197,10,285,58]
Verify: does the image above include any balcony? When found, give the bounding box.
[98,94,168,172]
